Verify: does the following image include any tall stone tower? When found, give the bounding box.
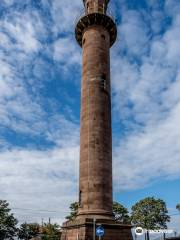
[61,1,132,239]
[77,0,116,219]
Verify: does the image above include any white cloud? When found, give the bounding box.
[53,37,81,67]
[0,0,83,226]
[0,11,43,53]
[113,102,180,190]
[0,2,81,140]
[0,9,50,138]
[50,0,81,34]
[118,10,149,57]
[0,13,38,111]
[111,0,180,192]
[0,145,79,224]
[165,0,180,17]
[1,0,15,6]
[0,3,80,219]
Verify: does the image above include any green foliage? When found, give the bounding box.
[18,222,60,240]
[41,223,60,240]
[131,197,170,230]
[18,223,40,239]
[0,200,18,240]
[176,204,180,211]
[66,202,79,221]
[113,202,130,223]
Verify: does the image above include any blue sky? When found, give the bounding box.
[0,0,180,233]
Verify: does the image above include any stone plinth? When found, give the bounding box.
[61,218,133,240]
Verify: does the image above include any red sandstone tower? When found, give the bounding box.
[77,0,116,219]
[61,1,132,239]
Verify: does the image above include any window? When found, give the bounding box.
[101,79,106,89]
[101,73,106,80]
[101,74,107,90]
[101,34,105,40]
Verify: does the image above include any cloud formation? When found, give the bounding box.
[0,145,79,223]
[112,0,180,193]
[0,0,80,223]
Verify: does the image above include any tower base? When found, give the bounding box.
[61,218,133,240]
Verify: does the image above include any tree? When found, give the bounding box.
[18,223,40,239]
[0,200,18,240]
[113,202,130,223]
[66,202,79,221]
[66,201,130,223]
[131,197,170,229]
[176,204,180,211]
[41,223,60,240]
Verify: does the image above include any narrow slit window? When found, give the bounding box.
[101,80,106,89]
[101,73,106,80]
[101,34,105,40]
[101,74,107,90]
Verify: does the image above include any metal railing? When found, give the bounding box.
[75,6,115,25]
[86,5,107,14]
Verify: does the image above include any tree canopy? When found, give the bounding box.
[41,223,60,240]
[113,202,130,223]
[176,204,180,211]
[18,222,60,240]
[131,197,170,230]
[66,202,79,221]
[18,223,40,239]
[0,200,18,240]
